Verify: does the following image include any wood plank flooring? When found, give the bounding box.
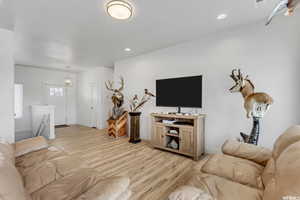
[51,125,201,200]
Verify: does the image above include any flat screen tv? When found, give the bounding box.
[156,76,202,110]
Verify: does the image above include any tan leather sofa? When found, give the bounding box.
[0,136,131,200]
[169,125,300,200]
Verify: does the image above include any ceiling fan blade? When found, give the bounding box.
[266,0,289,25]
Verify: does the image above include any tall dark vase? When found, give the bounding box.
[129,112,142,144]
[247,117,261,145]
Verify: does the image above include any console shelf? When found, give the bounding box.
[155,122,193,128]
[151,113,205,161]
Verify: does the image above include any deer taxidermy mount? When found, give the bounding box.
[105,77,125,120]
[266,0,300,25]
[229,69,274,144]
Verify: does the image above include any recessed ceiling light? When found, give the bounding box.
[217,14,227,20]
[106,0,133,20]
[124,48,131,52]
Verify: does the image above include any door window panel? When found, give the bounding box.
[50,87,64,97]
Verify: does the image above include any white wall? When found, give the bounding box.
[114,16,300,153]
[77,67,114,129]
[15,65,78,133]
[0,29,15,143]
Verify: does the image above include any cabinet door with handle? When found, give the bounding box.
[152,125,166,146]
[179,127,194,154]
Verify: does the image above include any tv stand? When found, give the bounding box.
[151,113,205,161]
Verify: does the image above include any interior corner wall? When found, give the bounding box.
[0,29,15,143]
[14,65,78,133]
[77,67,114,129]
[114,16,300,153]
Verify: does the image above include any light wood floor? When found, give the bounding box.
[51,125,201,200]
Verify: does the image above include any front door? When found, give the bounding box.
[45,85,67,126]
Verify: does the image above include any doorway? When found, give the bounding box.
[44,84,67,126]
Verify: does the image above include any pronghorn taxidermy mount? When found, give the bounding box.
[229,69,274,144]
[266,0,300,25]
[105,77,125,120]
[229,69,274,118]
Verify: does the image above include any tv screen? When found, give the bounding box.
[156,76,202,108]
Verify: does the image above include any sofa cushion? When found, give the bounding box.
[263,141,300,200]
[22,154,88,194]
[15,136,48,157]
[0,142,15,164]
[222,140,272,166]
[272,126,300,160]
[261,158,275,187]
[26,191,33,200]
[115,190,132,200]
[31,168,101,200]
[75,177,130,200]
[23,161,61,194]
[168,186,214,200]
[50,155,88,176]
[16,146,66,172]
[187,173,263,200]
[0,159,28,200]
[202,154,264,189]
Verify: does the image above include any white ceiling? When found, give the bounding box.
[4,0,281,70]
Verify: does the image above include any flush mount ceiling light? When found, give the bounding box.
[106,0,133,20]
[217,14,227,20]
[64,78,73,87]
[64,66,73,87]
[124,48,131,52]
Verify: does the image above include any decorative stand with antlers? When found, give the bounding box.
[105,77,128,138]
[128,112,142,143]
[229,69,274,145]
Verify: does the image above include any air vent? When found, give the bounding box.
[255,0,266,7]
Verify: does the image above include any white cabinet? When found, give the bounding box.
[31,105,56,139]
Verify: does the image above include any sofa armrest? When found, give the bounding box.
[15,136,48,157]
[222,140,272,166]
[168,186,214,200]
